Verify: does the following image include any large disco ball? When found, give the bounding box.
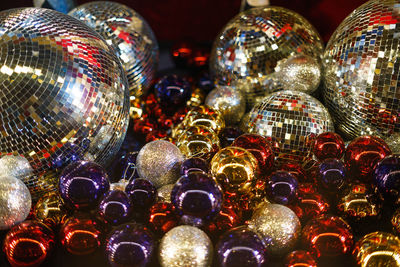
[69,1,159,98]
[210,6,324,108]
[323,0,400,141]
[247,90,333,163]
[0,8,129,198]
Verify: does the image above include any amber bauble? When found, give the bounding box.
[181,105,225,134]
[177,125,220,159]
[3,221,55,267]
[301,215,353,258]
[345,135,391,181]
[148,202,179,236]
[313,132,345,161]
[353,232,400,267]
[284,250,317,267]
[33,192,68,229]
[59,214,104,255]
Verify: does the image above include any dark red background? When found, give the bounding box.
[1,0,366,43]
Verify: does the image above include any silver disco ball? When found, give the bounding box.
[323,0,400,141]
[0,8,129,199]
[247,90,334,163]
[210,6,324,109]
[69,1,159,98]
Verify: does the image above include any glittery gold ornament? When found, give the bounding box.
[34,192,68,228]
[210,6,323,108]
[177,125,220,158]
[187,87,205,108]
[157,184,174,203]
[159,225,213,267]
[323,0,400,141]
[210,146,259,195]
[137,140,184,188]
[353,232,400,267]
[248,203,301,256]
[247,90,333,163]
[0,155,33,180]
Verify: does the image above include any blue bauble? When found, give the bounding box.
[266,171,298,205]
[125,178,157,212]
[98,190,133,226]
[374,155,400,203]
[155,75,191,108]
[318,158,347,192]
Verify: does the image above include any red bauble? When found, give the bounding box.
[285,250,317,267]
[265,136,281,156]
[60,214,104,255]
[205,202,242,237]
[279,162,309,183]
[344,135,391,181]
[301,215,353,258]
[232,133,274,173]
[313,132,345,161]
[148,202,179,235]
[3,221,55,267]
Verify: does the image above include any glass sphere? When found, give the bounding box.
[313,132,345,161]
[374,154,400,204]
[284,250,317,267]
[155,74,192,108]
[148,202,179,235]
[266,170,298,205]
[180,157,209,176]
[318,158,347,192]
[125,178,157,212]
[98,189,133,226]
[34,191,68,229]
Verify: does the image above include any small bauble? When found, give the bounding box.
[148,202,179,235]
[317,158,347,193]
[374,154,400,204]
[98,190,133,226]
[266,171,298,205]
[125,178,157,213]
[159,225,213,267]
[0,155,33,180]
[137,140,184,188]
[313,132,345,161]
[177,125,220,159]
[34,192,68,229]
[205,202,242,237]
[155,75,192,109]
[59,161,110,210]
[284,250,317,267]
[181,105,225,134]
[180,157,209,175]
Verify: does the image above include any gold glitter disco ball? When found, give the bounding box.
[247,90,333,163]
[69,1,159,98]
[210,6,324,108]
[323,0,400,141]
[0,8,129,199]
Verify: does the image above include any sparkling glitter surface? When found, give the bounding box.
[0,8,129,198]
[247,90,334,163]
[210,6,323,108]
[159,225,213,267]
[157,184,174,203]
[0,155,33,180]
[69,1,159,98]
[324,0,400,141]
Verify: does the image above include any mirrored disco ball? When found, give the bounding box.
[247,90,333,163]
[210,6,324,109]
[69,1,159,99]
[323,0,400,141]
[0,8,130,199]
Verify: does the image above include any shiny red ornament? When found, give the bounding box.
[171,41,194,68]
[189,46,210,68]
[205,202,242,237]
[60,214,104,255]
[3,221,55,267]
[285,250,317,267]
[313,132,345,161]
[265,136,281,156]
[344,135,391,181]
[148,202,179,235]
[301,215,354,258]
[232,133,275,173]
[145,129,168,143]
[278,162,309,183]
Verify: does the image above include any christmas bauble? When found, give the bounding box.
[313,132,345,161]
[33,191,68,229]
[248,90,334,163]
[0,155,33,181]
[148,202,179,235]
[266,170,298,205]
[210,6,323,108]
[374,154,400,204]
[98,189,133,226]
[323,0,400,141]
[0,8,129,198]
[69,1,158,98]
[180,157,209,175]
[154,75,192,109]
[125,178,157,213]
[284,250,317,267]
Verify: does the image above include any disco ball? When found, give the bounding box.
[69,1,159,98]
[323,0,400,141]
[0,8,129,199]
[210,6,324,108]
[247,90,333,163]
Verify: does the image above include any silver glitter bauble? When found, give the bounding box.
[0,8,129,199]
[159,225,213,267]
[210,6,323,108]
[0,175,32,230]
[205,85,245,125]
[323,0,400,141]
[248,203,301,256]
[247,90,333,163]
[137,140,184,188]
[0,155,33,180]
[69,1,159,98]
[157,184,174,203]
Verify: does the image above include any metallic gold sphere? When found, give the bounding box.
[34,191,68,228]
[248,203,301,256]
[177,125,220,158]
[353,232,400,267]
[210,6,323,108]
[323,0,400,141]
[69,1,159,98]
[159,225,213,267]
[182,105,225,134]
[247,90,333,163]
[0,8,129,199]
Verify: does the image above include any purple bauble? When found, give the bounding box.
[98,190,133,226]
[219,127,244,148]
[154,74,191,108]
[318,158,347,192]
[110,152,139,183]
[106,223,155,267]
[216,226,267,267]
[374,155,400,203]
[180,157,209,176]
[59,161,110,210]
[266,171,298,205]
[125,178,157,212]
[171,171,223,226]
